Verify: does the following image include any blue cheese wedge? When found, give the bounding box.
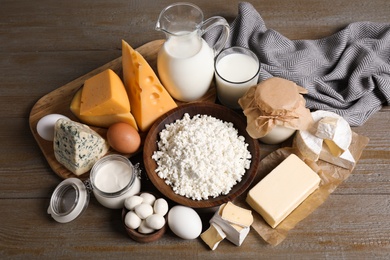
[53,118,109,176]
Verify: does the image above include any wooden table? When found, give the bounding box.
[1,0,390,258]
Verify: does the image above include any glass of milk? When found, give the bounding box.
[215,47,260,109]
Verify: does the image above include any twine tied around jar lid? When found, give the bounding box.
[238,77,313,139]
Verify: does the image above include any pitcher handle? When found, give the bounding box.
[200,16,230,56]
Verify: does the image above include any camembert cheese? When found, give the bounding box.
[246,154,321,228]
[220,202,253,228]
[121,40,177,132]
[295,110,353,162]
[209,202,252,246]
[80,69,130,116]
[200,223,226,250]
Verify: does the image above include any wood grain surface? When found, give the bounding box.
[1,0,390,259]
[28,39,216,180]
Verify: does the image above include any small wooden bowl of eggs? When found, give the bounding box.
[121,192,169,243]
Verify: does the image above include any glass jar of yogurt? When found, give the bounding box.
[89,154,141,209]
[48,154,141,223]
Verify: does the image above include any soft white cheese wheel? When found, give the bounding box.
[295,110,352,161]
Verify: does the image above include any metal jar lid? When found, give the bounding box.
[47,177,90,223]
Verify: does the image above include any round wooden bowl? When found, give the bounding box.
[122,207,167,243]
[143,102,260,208]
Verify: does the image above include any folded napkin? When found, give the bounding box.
[205,2,390,126]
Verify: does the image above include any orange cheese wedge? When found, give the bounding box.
[80,69,131,116]
[121,39,177,132]
[70,88,138,130]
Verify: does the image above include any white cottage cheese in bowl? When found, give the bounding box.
[152,113,251,200]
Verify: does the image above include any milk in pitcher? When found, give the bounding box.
[155,2,230,102]
[157,32,214,102]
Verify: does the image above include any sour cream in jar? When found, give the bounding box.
[90,155,141,209]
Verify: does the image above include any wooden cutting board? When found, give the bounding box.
[29,39,216,180]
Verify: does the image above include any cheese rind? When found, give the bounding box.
[315,116,338,140]
[294,128,323,161]
[295,110,352,161]
[122,40,177,132]
[200,223,226,250]
[313,111,352,157]
[53,118,109,176]
[80,69,130,116]
[210,203,251,246]
[70,88,138,130]
[246,154,321,228]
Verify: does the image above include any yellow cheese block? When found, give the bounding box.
[70,88,138,130]
[246,154,321,228]
[80,69,130,116]
[121,40,177,132]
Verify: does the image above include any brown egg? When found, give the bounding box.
[107,123,141,154]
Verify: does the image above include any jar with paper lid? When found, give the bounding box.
[48,154,141,223]
[238,77,313,144]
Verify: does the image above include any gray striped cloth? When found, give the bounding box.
[205,2,390,126]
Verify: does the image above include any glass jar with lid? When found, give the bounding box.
[48,154,141,223]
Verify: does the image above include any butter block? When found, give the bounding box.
[246,154,321,228]
[200,223,226,250]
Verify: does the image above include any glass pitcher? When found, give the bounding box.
[155,2,230,102]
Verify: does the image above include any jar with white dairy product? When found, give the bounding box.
[90,154,141,209]
[48,154,141,223]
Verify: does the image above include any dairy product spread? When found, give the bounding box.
[246,154,321,228]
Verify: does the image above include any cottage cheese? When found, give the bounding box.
[152,113,251,200]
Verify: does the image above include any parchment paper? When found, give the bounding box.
[239,78,313,139]
[233,131,369,246]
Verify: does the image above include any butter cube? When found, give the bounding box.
[246,154,321,228]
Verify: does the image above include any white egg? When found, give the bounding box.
[153,198,169,216]
[138,220,155,234]
[124,195,143,211]
[36,114,69,141]
[167,205,202,240]
[134,203,153,219]
[140,192,156,206]
[145,214,165,230]
[124,211,141,229]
